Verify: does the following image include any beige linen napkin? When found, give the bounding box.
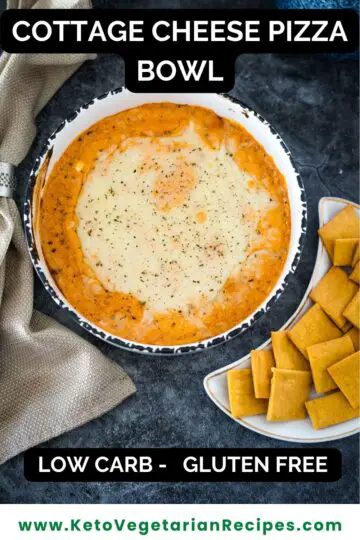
[0,0,136,465]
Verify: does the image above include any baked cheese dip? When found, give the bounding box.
[39,103,290,345]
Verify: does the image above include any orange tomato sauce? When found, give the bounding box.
[37,103,291,345]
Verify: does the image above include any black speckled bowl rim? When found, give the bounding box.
[24,89,307,355]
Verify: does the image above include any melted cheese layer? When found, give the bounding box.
[38,103,291,345]
[77,125,273,313]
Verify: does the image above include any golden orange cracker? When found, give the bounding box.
[318,205,360,260]
[310,267,358,328]
[353,243,360,267]
[227,368,268,418]
[342,321,353,333]
[345,327,360,351]
[328,351,360,409]
[271,331,309,371]
[343,291,360,329]
[251,350,275,399]
[333,238,358,266]
[267,368,312,422]
[288,303,342,359]
[350,262,360,285]
[307,335,354,394]
[306,392,359,430]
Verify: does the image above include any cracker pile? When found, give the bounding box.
[228,204,360,430]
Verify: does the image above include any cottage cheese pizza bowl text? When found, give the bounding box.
[25,90,306,355]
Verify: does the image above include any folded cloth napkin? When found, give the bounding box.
[0,0,136,465]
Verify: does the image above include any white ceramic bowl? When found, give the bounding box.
[24,89,307,355]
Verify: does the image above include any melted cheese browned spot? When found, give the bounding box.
[38,103,291,345]
[76,125,274,313]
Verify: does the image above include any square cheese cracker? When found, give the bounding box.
[227,368,268,418]
[288,303,342,359]
[310,266,358,329]
[343,291,360,329]
[328,351,360,409]
[267,368,312,422]
[307,335,354,394]
[333,238,358,266]
[342,321,353,333]
[306,392,360,430]
[345,327,360,351]
[353,243,360,267]
[251,350,275,399]
[271,331,309,371]
[350,262,360,284]
[318,204,360,261]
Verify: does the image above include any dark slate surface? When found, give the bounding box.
[0,0,359,504]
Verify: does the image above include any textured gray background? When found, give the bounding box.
[0,0,359,504]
